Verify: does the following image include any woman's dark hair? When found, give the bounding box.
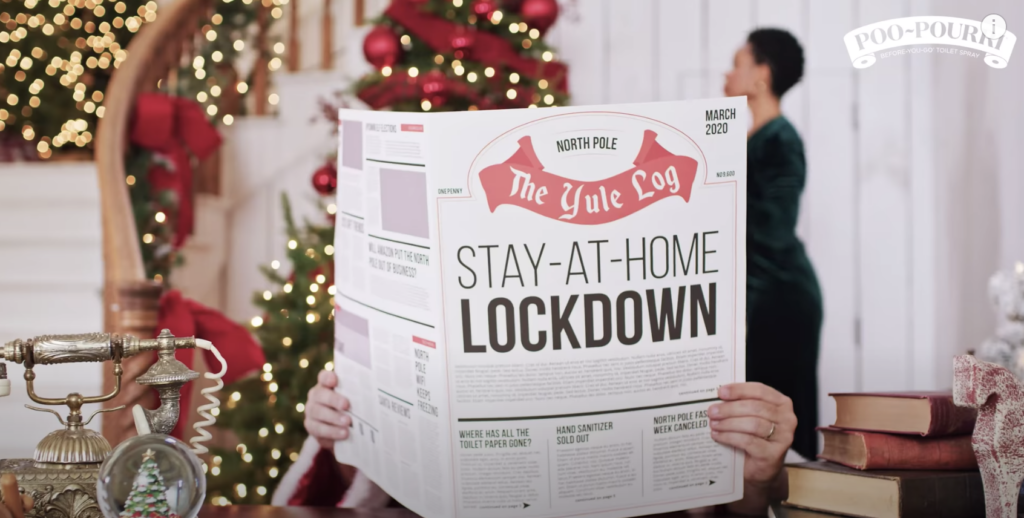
[748,28,804,98]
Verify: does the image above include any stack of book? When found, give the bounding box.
[778,391,987,518]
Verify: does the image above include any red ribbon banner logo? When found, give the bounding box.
[479,130,698,225]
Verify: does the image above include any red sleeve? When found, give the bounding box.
[286,448,355,506]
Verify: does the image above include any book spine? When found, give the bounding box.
[900,473,985,517]
[862,434,978,470]
[926,397,977,436]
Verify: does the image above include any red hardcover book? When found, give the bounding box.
[830,391,977,436]
[817,426,978,470]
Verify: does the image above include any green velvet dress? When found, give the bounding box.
[746,116,822,460]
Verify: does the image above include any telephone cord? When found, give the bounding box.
[191,338,226,455]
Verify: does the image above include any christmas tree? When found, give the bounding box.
[206,0,570,505]
[205,188,338,505]
[0,0,154,159]
[355,0,569,111]
[1,0,271,161]
[120,449,181,518]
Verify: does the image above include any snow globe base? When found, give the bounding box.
[97,435,205,518]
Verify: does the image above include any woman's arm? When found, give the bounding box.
[747,131,807,254]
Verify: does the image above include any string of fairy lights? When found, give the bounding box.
[1,0,157,158]
[354,0,568,112]
[400,0,561,111]
[4,0,564,157]
[175,0,291,129]
[1,0,293,160]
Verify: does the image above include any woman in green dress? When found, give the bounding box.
[724,28,823,460]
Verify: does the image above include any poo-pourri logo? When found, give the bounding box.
[477,123,700,225]
[845,14,1016,68]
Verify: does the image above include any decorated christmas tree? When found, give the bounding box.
[205,183,338,505]
[206,0,570,504]
[120,449,180,518]
[0,0,154,159]
[1,0,270,161]
[355,0,570,111]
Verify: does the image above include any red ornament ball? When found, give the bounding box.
[363,26,402,69]
[472,0,498,18]
[312,162,337,195]
[520,0,558,34]
[421,70,449,107]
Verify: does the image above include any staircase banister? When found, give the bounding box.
[94,0,212,447]
[96,0,210,290]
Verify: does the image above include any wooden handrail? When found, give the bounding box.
[95,0,214,448]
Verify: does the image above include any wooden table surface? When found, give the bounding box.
[199,505,752,518]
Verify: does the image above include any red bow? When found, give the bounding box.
[156,290,266,439]
[387,0,569,91]
[130,93,222,248]
[358,69,499,110]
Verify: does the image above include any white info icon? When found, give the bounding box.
[982,14,1007,39]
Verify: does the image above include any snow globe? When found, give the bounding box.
[97,434,206,518]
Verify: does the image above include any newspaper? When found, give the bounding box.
[332,98,747,518]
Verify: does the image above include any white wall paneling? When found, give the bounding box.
[707,1,755,98]
[856,0,914,392]
[550,0,608,105]
[606,0,656,103]
[655,0,704,101]
[908,0,938,391]
[928,0,1024,388]
[803,0,858,429]
[221,113,337,321]
[0,163,103,459]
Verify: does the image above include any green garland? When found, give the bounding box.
[124,149,181,281]
[157,0,268,120]
[119,0,276,282]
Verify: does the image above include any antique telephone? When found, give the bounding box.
[0,329,226,518]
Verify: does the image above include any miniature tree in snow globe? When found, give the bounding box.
[97,435,205,518]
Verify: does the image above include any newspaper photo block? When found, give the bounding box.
[333,98,747,518]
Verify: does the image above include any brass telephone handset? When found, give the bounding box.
[0,330,226,518]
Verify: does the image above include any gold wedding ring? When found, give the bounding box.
[766,422,776,441]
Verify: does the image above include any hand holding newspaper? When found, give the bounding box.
[332,98,747,518]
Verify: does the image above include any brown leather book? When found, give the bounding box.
[830,391,976,436]
[817,426,977,470]
[784,461,985,518]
